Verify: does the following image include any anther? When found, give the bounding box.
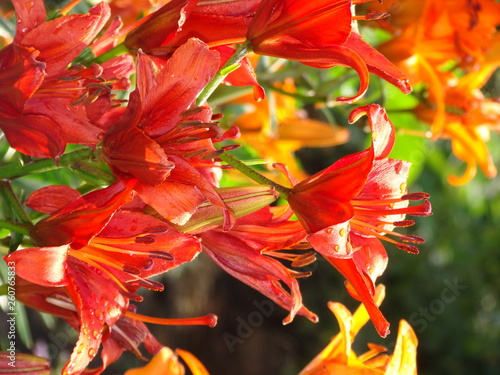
[396,243,420,254]
[401,192,431,200]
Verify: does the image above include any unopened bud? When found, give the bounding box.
[0,352,50,375]
[177,185,279,234]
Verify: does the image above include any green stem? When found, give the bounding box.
[0,218,30,235]
[196,41,253,106]
[0,181,32,227]
[0,284,7,296]
[0,148,93,180]
[218,152,291,199]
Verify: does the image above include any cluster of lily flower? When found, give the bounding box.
[0,0,497,374]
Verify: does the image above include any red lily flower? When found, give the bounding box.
[124,0,261,52]
[279,105,432,336]
[103,38,238,226]
[0,0,134,159]
[123,0,264,99]
[5,183,204,375]
[246,0,411,102]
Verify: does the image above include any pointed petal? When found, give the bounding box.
[176,349,210,375]
[25,185,81,214]
[202,231,317,324]
[103,126,174,185]
[5,246,69,287]
[325,257,390,337]
[30,182,134,249]
[348,104,396,160]
[385,320,418,375]
[124,347,184,375]
[0,113,66,159]
[289,150,373,233]
[62,258,128,375]
[136,39,220,137]
[0,44,45,114]
[255,41,370,103]
[19,3,110,77]
[248,0,351,49]
[12,0,46,43]
[345,33,412,94]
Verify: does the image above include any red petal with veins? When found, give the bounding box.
[6,246,69,287]
[19,2,110,78]
[325,256,390,337]
[63,257,128,375]
[25,185,81,214]
[216,46,265,101]
[0,44,45,114]
[345,32,412,94]
[288,150,373,233]
[0,112,66,158]
[202,230,317,324]
[248,0,351,49]
[103,126,174,185]
[30,182,135,249]
[12,0,46,43]
[124,0,199,51]
[135,39,220,137]
[253,40,370,103]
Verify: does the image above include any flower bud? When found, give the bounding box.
[0,352,50,375]
[177,185,279,234]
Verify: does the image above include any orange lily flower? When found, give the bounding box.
[124,347,209,375]
[299,285,418,375]
[375,0,500,134]
[414,66,500,185]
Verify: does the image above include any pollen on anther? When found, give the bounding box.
[400,182,407,194]
[339,228,346,237]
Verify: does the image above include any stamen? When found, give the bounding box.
[221,144,240,151]
[122,264,142,275]
[401,192,431,200]
[393,220,416,227]
[120,290,144,302]
[135,236,156,244]
[125,311,218,327]
[137,279,165,291]
[69,250,132,294]
[396,243,420,254]
[88,240,174,261]
[180,106,204,118]
[353,12,389,21]
[143,226,171,233]
[148,251,175,261]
